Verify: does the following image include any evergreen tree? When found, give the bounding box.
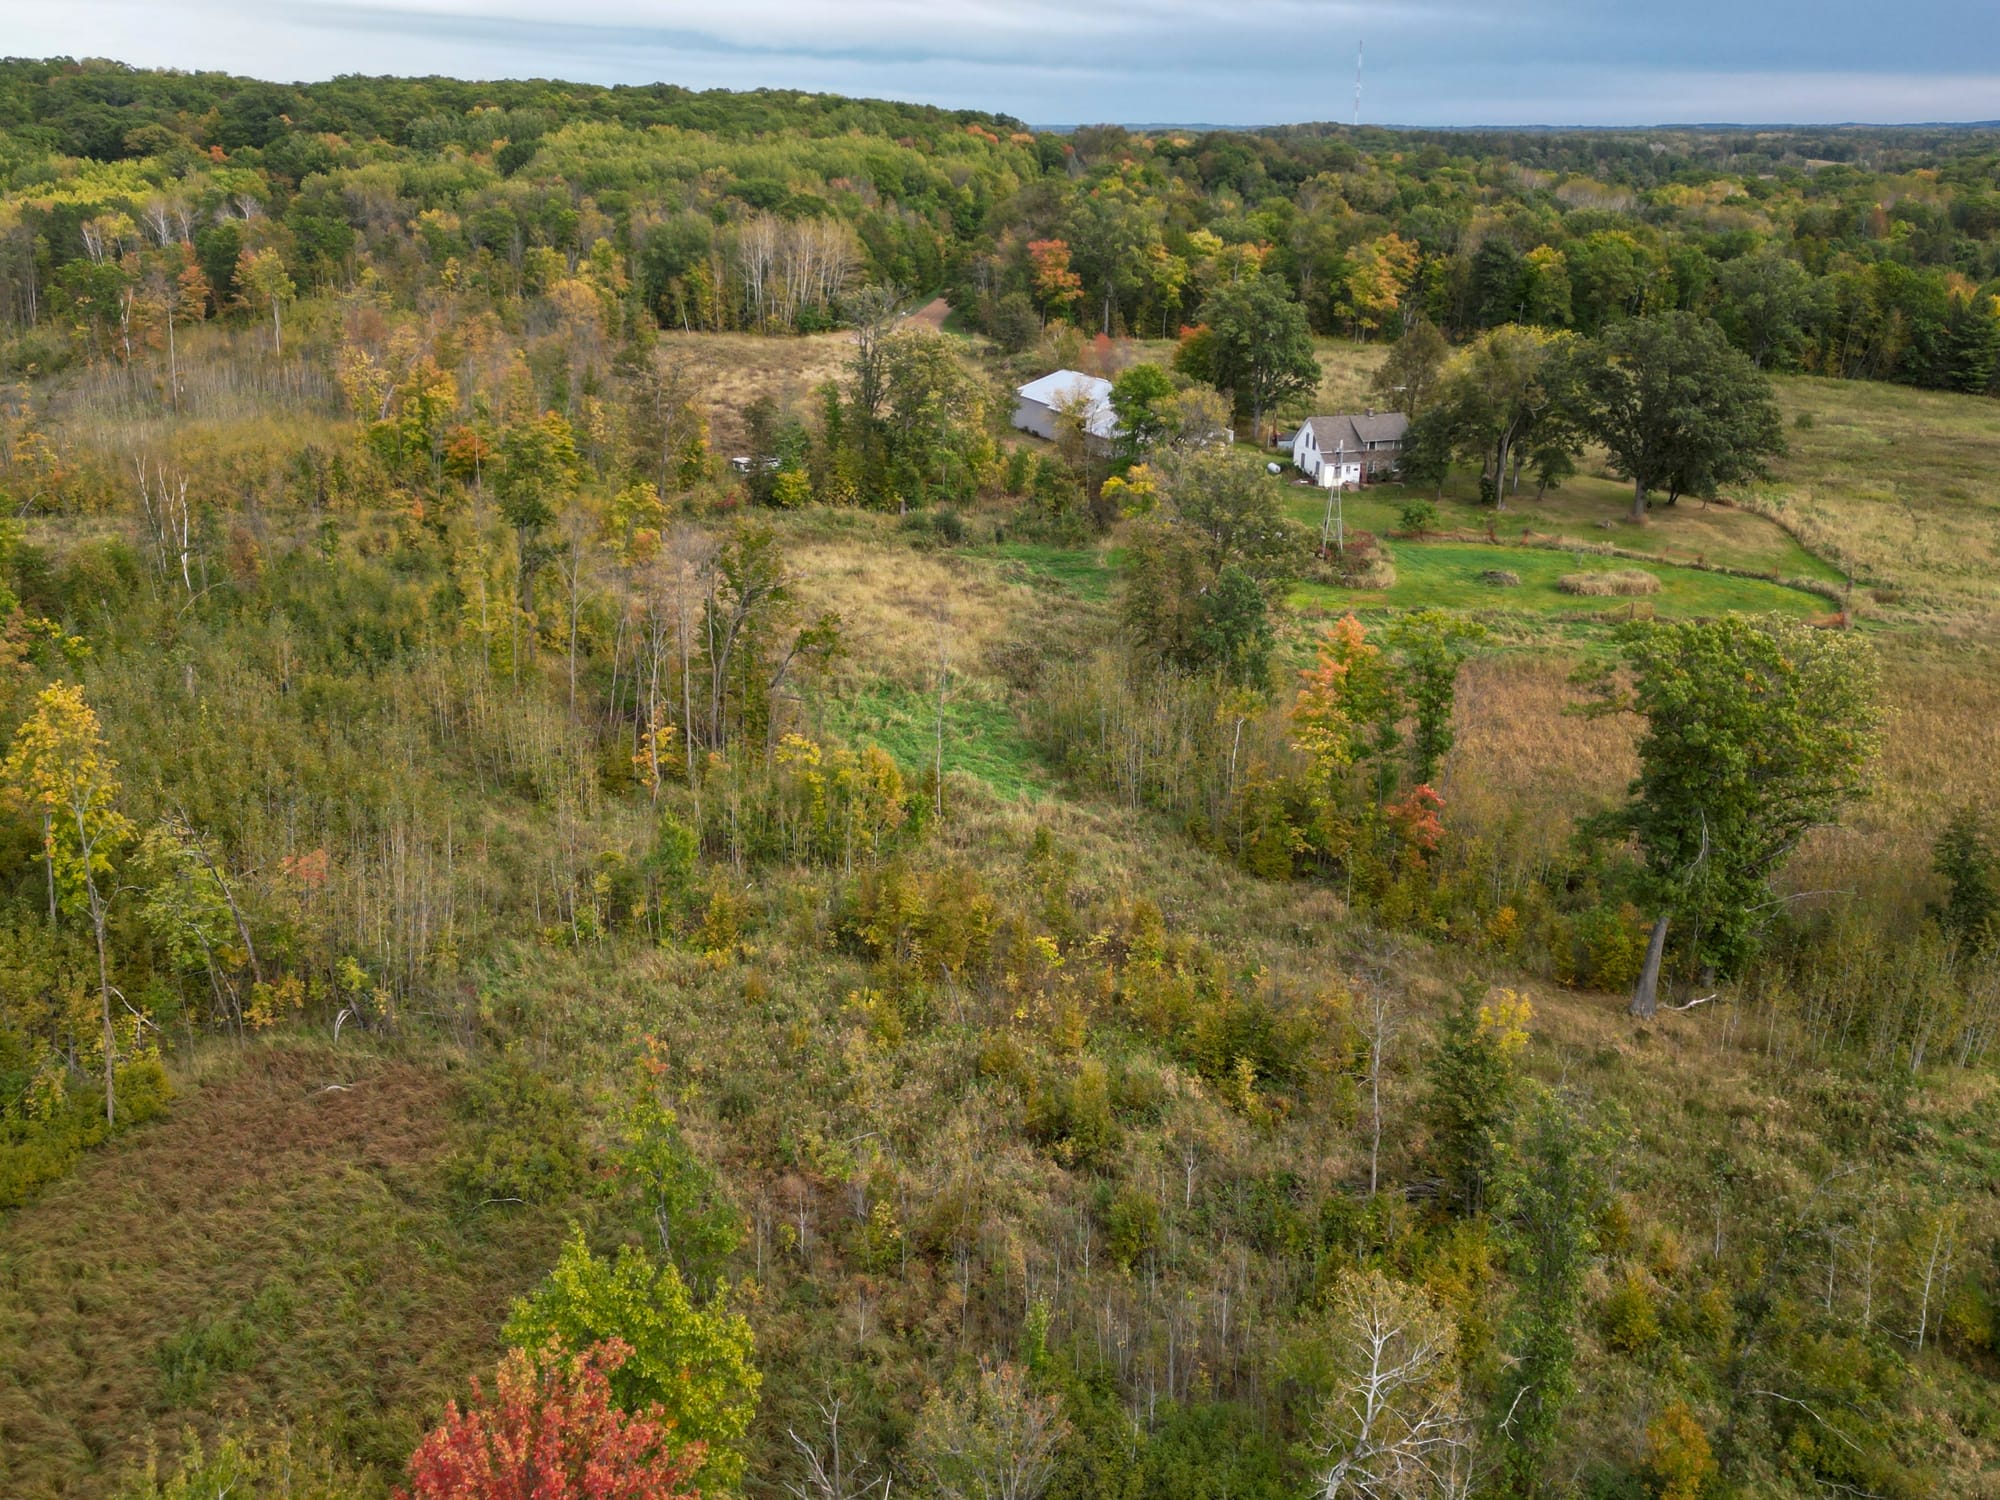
[1493,1086,1613,1497]
[1932,804,1999,949]
[1420,987,1527,1216]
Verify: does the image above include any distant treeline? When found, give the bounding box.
[2,58,1999,393]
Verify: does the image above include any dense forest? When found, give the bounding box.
[0,56,1994,1500]
[4,58,2000,389]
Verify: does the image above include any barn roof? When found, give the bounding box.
[1016,370,1118,439]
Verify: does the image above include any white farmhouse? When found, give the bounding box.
[1292,410,1409,487]
[1012,369,1118,451]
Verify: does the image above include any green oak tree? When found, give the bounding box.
[1153,447,1309,582]
[1576,311,1785,523]
[1431,325,1572,510]
[1367,316,1450,420]
[1108,362,1176,459]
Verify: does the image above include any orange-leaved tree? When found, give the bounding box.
[1027,238,1084,324]
[398,1339,706,1500]
[1291,614,1398,802]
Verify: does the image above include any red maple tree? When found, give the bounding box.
[398,1339,706,1500]
[1387,783,1447,857]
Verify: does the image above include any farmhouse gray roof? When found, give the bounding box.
[1304,412,1409,450]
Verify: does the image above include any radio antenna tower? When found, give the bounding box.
[1354,40,1363,128]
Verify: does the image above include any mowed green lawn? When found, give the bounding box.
[1280,474,1842,584]
[1273,461,1842,624]
[969,497,1830,629]
[985,540,1121,600]
[1292,540,1833,621]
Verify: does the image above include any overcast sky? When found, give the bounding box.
[7,0,1999,129]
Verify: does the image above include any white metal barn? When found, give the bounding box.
[1012,370,1118,450]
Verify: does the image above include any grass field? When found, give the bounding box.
[1284,472,1844,582]
[655,330,859,449]
[785,524,1102,690]
[982,540,1122,601]
[0,1044,566,1499]
[787,524,1093,798]
[1291,539,1833,623]
[1757,376,2000,625]
[1293,342,2000,629]
[823,682,1046,800]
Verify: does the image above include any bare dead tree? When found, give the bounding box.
[136,460,197,593]
[1359,985,1401,1197]
[907,1360,1065,1500]
[140,197,186,248]
[1312,1268,1476,1500]
[783,1390,892,1500]
[1913,1204,1961,1353]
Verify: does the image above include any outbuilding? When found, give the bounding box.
[1012,370,1118,450]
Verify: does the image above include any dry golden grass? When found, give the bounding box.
[1439,637,2000,929]
[1757,376,2000,626]
[1870,641,2000,827]
[1557,569,1662,597]
[655,330,859,449]
[1310,339,1392,417]
[786,525,1099,690]
[1788,636,2000,924]
[1440,653,1636,859]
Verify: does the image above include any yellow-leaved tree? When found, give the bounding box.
[5,683,134,1122]
[236,247,296,356]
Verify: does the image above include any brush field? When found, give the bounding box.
[0,204,1996,1500]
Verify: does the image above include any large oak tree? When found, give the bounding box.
[1577,311,1785,524]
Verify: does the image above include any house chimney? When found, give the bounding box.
[1366,406,1374,417]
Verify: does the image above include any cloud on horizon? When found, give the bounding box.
[7,0,2000,128]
